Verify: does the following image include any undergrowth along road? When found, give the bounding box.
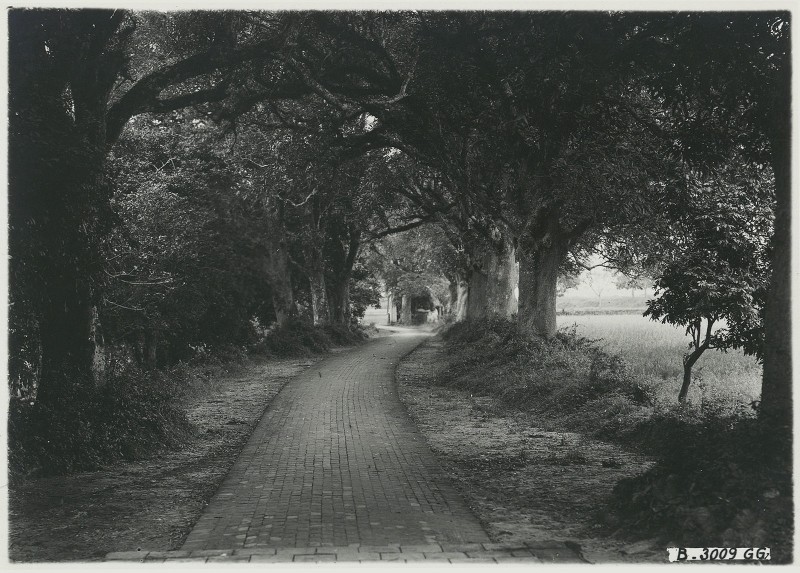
[8,355,321,562]
[397,338,664,563]
[401,319,791,562]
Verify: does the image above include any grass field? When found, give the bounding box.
[555,293,650,314]
[557,313,762,411]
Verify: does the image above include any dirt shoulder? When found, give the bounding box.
[8,354,322,562]
[396,338,666,564]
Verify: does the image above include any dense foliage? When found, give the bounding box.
[9,361,191,477]
[641,162,773,401]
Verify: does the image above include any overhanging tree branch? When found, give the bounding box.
[106,15,296,146]
[368,216,434,239]
[143,81,230,114]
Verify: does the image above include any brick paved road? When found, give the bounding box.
[108,541,587,563]
[180,328,490,551]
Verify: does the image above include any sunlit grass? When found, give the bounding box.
[557,313,762,411]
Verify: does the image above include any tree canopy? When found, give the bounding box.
[8,8,790,440]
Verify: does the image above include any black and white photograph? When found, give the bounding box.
[5,2,794,565]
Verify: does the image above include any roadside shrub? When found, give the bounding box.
[8,362,190,478]
[322,322,369,345]
[437,318,653,435]
[361,322,380,337]
[442,316,520,348]
[251,318,369,357]
[251,319,331,356]
[608,415,792,563]
[436,317,788,560]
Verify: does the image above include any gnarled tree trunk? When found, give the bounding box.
[465,237,518,320]
[323,228,360,325]
[303,200,329,325]
[486,238,519,316]
[11,11,129,403]
[517,238,567,339]
[20,115,111,404]
[265,232,295,327]
[466,265,489,320]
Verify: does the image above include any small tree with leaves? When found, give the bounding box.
[644,163,772,403]
[646,257,766,403]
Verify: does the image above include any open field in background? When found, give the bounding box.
[361,292,761,412]
[557,313,762,411]
[556,292,651,314]
[361,305,387,325]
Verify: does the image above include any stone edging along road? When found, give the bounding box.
[106,327,584,563]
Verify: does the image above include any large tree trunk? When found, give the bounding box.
[303,203,329,325]
[400,294,412,324]
[386,291,397,324]
[466,238,518,320]
[309,267,328,326]
[36,286,97,404]
[466,266,489,320]
[23,138,110,404]
[454,273,469,321]
[517,239,566,339]
[326,276,351,324]
[323,227,360,325]
[486,238,519,316]
[760,106,792,450]
[265,236,295,327]
[10,11,125,403]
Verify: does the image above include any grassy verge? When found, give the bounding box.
[397,340,661,563]
[436,318,792,562]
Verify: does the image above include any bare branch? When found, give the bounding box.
[362,47,419,107]
[574,259,617,272]
[287,58,357,113]
[279,187,320,208]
